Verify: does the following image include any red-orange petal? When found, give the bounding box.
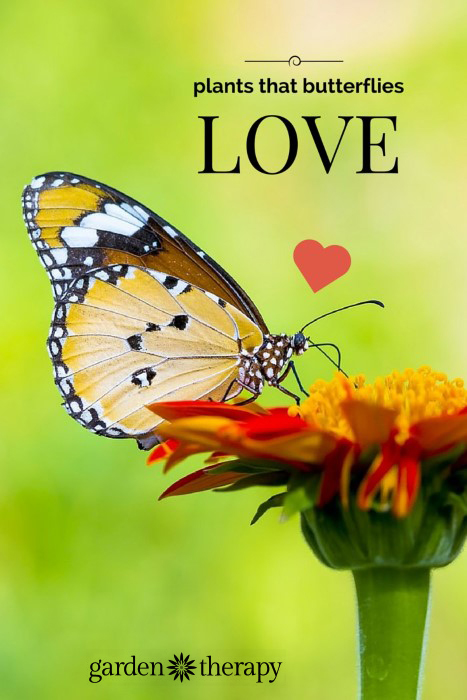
[393,440,421,517]
[146,400,266,423]
[243,430,336,466]
[159,467,249,499]
[147,439,179,465]
[341,400,397,449]
[411,412,467,452]
[163,443,210,473]
[243,412,308,441]
[318,440,353,507]
[357,440,400,510]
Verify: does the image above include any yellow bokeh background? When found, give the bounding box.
[0,1,466,698]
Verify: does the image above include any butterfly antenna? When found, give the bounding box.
[308,340,350,378]
[300,299,384,334]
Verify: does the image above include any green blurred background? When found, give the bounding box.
[1,1,466,698]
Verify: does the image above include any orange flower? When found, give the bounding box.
[147,368,467,518]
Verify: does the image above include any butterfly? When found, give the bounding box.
[23,172,380,449]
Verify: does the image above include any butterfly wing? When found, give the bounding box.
[22,171,268,332]
[49,264,263,445]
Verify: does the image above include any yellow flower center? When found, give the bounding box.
[291,367,467,442]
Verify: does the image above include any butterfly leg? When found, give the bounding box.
[288,361,310,397]
[273,381,301,405]
[221,378,260,405]
[221,378,239,402]
[235,393,261,406]
[265,364,299,404]
[273,361,307,403]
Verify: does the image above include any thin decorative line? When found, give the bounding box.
[245,55,343,66]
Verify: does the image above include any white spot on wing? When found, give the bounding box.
[62,227,99,247]
[60,379,72,395]
[50,249,68,264]
[132,205,149,222]
[51,267,72,279]
[104,203,143,227]
[148,270,166,284]
[167,279,188,296]
[107,427,123,436]
[120,202,149,223]
[205,292,220,304]
[30,176,45,189]
[163,225,178,238]
[80,212,140,237]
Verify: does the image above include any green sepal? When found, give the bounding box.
[300,468,467,570]
[281,472,320,520]
[214,471,288,492]
[251,493,287,525]
[422,442,467,470]
[209,458,289,476]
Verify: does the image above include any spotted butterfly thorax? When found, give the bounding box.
[22,172,310,449]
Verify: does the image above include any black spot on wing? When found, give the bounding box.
[163,275,178,290]
[146,322,161,332]
[127,334,143,350]
[131,367,157,387]
[105,264,129,284]
[169,314,189,331]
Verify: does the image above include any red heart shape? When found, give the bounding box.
[293,239,351,292]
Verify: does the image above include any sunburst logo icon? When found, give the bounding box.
[167,653,197,682]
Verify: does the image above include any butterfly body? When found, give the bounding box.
[23,172,308,448]
[238,333,309,396]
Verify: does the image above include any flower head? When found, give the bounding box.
[147,368,467,569]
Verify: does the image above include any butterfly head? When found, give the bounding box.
[290,331,309,355]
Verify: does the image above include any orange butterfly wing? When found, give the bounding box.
[49,265,263,444]
[22,172,268,332]
[23,173,267,448]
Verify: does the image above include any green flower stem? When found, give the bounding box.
[352,567,431,700]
